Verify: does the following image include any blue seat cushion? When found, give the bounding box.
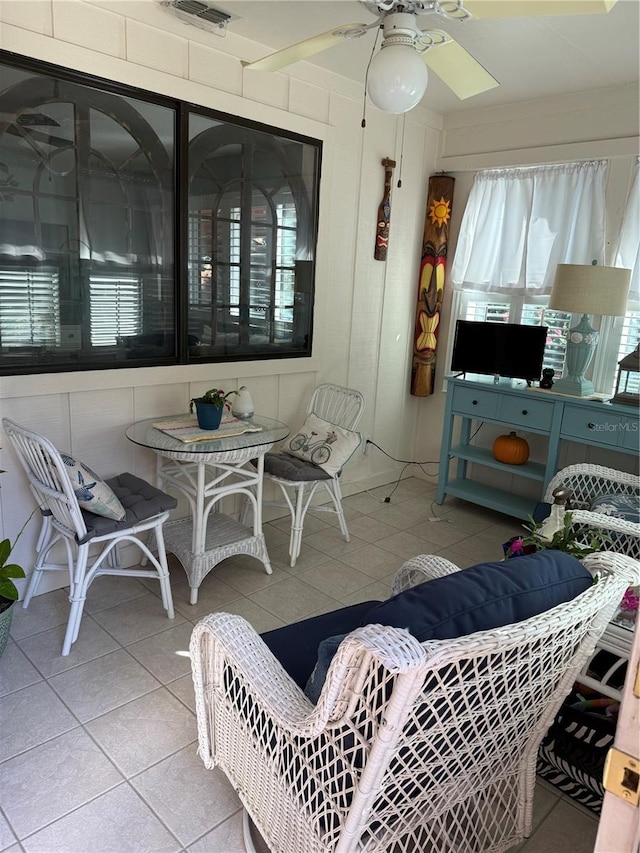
[301,552,592,703]
[78,472,177,544]
[261,600,381,688]
[361,551,593,642]
[263,451,332,482]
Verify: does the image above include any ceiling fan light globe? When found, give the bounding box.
[367,44,428,113]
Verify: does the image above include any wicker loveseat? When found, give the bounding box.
[190,550,637,853]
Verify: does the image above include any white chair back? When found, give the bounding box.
[307,383,365,431]
[3,418,88,542]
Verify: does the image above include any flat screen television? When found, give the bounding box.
[451,320,548,383]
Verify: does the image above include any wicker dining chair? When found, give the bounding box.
[190,550,637,853]
[259,383,365,567]
[3,417,176,656]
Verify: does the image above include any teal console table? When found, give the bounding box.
[436,376,639,519]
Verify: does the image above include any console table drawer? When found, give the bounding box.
[500,396,554,431]
[561,406,637,448]
[451,386,498,419]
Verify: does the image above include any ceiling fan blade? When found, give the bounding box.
[242,23,369,72]
[463,0,617,19]
[423,36,499,100]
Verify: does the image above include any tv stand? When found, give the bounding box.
[436,376,638,519]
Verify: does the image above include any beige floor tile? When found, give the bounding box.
[48,648,160,722]
[17,616,120,678]
[0,681,78,761]
[21,783,180,853]
[268,541,332,572]
[9,589,70,641]
[0,811,17,851]
[519,798,598,852]
[83,575,150,614]
[219,596,286,633]
[375,529,438,560]
[249,576,341,623]
[86,687,196,777]
[0,728,123,838]
[211,556,291,596]
[338,543,405,579]
[345,514,403,543]
[188,810,245,852]
[126,621,195,683]
[303,526,369,557]
[90,592,185,646]
[131,745,241,846]
[296,559,374,599]
[0,641,42,696]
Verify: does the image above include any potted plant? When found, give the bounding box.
[189,388,238,430]
[504,511,613,560]
[0,517,27,657]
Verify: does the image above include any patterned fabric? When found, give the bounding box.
[590,493,640,524]
[537,698,616,814]
[60,453,125,520]
[285,413,361,477]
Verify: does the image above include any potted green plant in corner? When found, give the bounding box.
[504,511,613,560]
[0,517,27,657]
[189,388,239,430]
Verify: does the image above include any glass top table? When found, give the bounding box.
[125,414,289,604]
[125,414,289,458]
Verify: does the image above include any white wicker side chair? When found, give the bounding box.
[260,383,365,567]
[3,417,176,656]
[190,551,637,853]
[543,463,640,559]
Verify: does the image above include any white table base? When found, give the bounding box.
[156,445,273,604]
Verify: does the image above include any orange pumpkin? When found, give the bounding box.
[492,431,530,465]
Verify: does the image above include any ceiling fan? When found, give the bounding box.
[242,0,619,114]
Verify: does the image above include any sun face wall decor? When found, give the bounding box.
[411,175,455,396]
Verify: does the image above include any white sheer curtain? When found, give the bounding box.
[451,161,608,295]
[615,156,639,300]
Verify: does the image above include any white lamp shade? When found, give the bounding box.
[367,44,428,114]
[549,264,632,317]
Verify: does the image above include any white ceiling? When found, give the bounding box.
[212,0,640,114]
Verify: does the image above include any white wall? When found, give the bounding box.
[0,0,443,591]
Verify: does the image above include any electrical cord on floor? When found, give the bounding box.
[365,439,440,503]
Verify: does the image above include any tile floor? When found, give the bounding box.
[0,478,602,852]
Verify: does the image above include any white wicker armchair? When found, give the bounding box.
[190,551,638,853]
[543,464,639,559]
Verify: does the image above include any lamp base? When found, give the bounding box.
[551,375,595,397]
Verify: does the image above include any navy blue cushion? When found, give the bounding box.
[361,551,593,642]
[261,600,380,688]
[79,472,177,544]
[304,633,347,703]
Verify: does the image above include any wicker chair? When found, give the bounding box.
[259,383,365,567]
[190,551,637,853]
[543,463,639,559]
[3,418,176,656]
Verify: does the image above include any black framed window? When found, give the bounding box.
[0,51,320,374]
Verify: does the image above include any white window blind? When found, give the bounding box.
[457,292,570,375]
[0,267,60,348]
[89,274,141,346]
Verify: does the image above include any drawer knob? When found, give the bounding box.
[472,400,478,405]
[521,409,528,415]
[588,422,595,430]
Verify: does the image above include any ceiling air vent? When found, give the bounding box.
[161,1,231,35]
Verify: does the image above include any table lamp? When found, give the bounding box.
[549,263,631,397]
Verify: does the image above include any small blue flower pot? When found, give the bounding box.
[194,401,224,430]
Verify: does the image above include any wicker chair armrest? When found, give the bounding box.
[392,554,462,594]
[581,551,640,587]
[190,614,425,739]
